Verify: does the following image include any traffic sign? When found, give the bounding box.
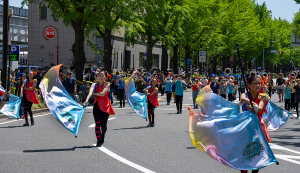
[230,56,234,62]
[187,58,191,66]
[230,61,234,65]
[199,51,206,62]
[44,27,56,39]
[10,45,19,54]
[253,57,256,61]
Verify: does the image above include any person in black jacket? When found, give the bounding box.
[293,79,300,120]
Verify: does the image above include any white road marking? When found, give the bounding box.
[274,154,300,165]
[270,143,300,155]
[0,113,52,125]
[94,145,155,173]
[188,97,193,100]
[89,117,117,128]
[292,114,297,118]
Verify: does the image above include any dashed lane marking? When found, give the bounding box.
[89,117,117,128]
[94,145,155,173]
[0,113,53,125]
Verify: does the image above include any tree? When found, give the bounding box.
[23,0,104,81]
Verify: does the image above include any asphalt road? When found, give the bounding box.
[0,89,299,173]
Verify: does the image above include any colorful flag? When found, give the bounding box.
[263,101,290,131]
[125,78,147,119]
[0,86,21,119]
[190,85,277,170]
[39,65,85,136]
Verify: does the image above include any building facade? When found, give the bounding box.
[28,4,169,71]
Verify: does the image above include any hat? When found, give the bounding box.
[291,76,295,79]
[210,74,216,78]
[224,75,228,78]
[21,73,26,77]
[93,67,97,70]
[116,72,119,74]
[279,73,282,75]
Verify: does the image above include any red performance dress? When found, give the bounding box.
[148,87,159,107]
[24,79,39,104]
[94,83,115,115]
[247,93,272,143]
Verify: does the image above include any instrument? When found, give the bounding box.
[225,68,231,76]
[263,72,268,77]
[250,71,257,76]
[291,71,298,78]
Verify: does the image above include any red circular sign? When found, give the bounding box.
[44,27,56,39]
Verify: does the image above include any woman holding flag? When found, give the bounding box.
[84,71,115,147]
[240,75,271,173]
[20,71,39,126]
[143,77,159,127]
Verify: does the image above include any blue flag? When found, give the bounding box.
[39,65,85,136]
[0,86,21,119]
[125,78,147,119]
[263,101,290,131]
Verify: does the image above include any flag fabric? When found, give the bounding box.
[125,78,147,119]
[0,86,21,119]
[263,101,290,131]
[189,85,277,170]
[39,64,85,136]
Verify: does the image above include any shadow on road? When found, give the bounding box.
[0,125,24,128]
[113,126,149,130]
[23,146,94,153]
[186,147,196,149]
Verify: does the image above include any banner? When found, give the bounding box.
[39,64,85,136]
[263,101,290,131]
[190,85,277,170]
[0,86,21,119]
[125,78,147,119]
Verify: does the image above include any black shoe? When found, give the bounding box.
[177,111,179,114]
[151,122,155,127]
[167,103,170,105]
[147,123,152,127]
[279,100,281,102]
[111,101,113,104]
[31,119,34,125]
[119,106,122,108]
[123,105,125,107]
[96,141,103,147]
[23,122,29,126]
[180,110,182,114]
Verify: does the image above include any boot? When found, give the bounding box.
[96,140,103,147]
[31,118,34,125]
[23,122,29,126]
[147,122,152,127]
[151,122,155,127]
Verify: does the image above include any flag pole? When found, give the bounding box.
[236,43,279,166]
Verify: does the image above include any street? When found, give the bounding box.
[0,89,299,173]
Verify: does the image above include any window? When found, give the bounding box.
[40,7,47,20]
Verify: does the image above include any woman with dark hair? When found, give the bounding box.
[143,77,159,127]
[84,71,115,147]
[240,75,271,173]
[20,71,39,126]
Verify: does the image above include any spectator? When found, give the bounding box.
[63,72,77,99]
[135,73,146,93]
[17,67,24,78]
[117,75,125,108]
[112,72,120,99]
[69,66,76,80]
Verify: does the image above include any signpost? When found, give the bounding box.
[9,45,20,61]
[43,26,59,64]
[186,58,191,74]
[199,51,206,75]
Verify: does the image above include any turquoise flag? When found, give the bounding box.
[125,78,147,119]
[263,101,290,131]
[39,65,85,136]
[0,86,21,119]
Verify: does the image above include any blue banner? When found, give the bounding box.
[263,101,290,131]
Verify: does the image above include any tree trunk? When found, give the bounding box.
[103,28,113,74]
[173,44,179,74]
[161,44,168,71]
[72,25,86,81]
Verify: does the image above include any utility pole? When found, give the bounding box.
[1,0,9,89]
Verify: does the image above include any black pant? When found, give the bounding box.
[269,87,272,98]
[285,99,291,111]
[228,93,234,101]
[291,93,295,109]
[148,101,155,123]
[119,89,125,107]
[221,94,226,99]
[175,95,183,111]
[23,94,33,122]
[241,170,259,173]
[137,88,144,94]
[114,85,119,99]
[160,85,165,95]
[166,91,172,103]
[93,103,109,143]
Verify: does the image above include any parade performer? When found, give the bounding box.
[190,78,201,109]
[293,79,300,119]
[143,78,159,127]
[241,75,271,143]
[284,81,292,111]
[20,71,39,126]
[276,73,285,102]
[84,71,115,147]
[165,77,172,105]
[219,77,228,99]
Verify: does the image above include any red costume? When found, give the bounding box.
[247,93,271,143]
[94,83,115,115]
[24,79,39,104]
[148,87,159,107]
